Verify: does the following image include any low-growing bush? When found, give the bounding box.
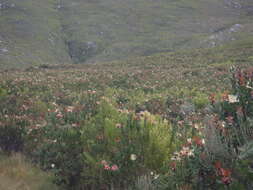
[0,122,25,153]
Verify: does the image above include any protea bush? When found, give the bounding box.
[155,67,253,190]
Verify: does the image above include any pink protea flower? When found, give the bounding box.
[65,106,75,113]
[104,164,111,170]
[111,164,119,171]
[209,93,216,104]
[56,112,63,118]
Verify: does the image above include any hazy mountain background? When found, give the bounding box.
[0,0,253,68]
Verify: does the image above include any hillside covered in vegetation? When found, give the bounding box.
[0,0,253,68]
[1,36,253,189]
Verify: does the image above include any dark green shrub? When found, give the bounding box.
[33,126,83,188]
[0,119,26,153]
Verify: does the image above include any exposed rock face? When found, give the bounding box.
[0,2,16,10]
[0,48,8,53]
[245,6,253,16]
[204,23,243,47]
[229,24,243,33]
[66,41,99,63]
[224,0,242,9]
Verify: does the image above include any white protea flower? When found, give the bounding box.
[228,95,239,103]
[194,123,202,130]
[246,82,253,89]
[154,174,159,180]
[130,154,137,161]
[171,155,181,161]
[187,149,194,157]
[66,106,74,112]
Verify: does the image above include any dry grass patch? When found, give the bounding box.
[0,153,58,190]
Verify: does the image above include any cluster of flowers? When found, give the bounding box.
[101,160,119,171]
[214,161,232,185]
[209,93,239,105]
[233,67,253,87]
[51,104,77,118]
[171,146,194,161]
[171,135,205,160]
[210,67,253,106]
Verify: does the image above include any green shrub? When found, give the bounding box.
[0,116,27,153]
[79,101,174,188]
[193,92,209,109]
[0,87,7,99]
[30,99,174,189]
[33,126,83,188]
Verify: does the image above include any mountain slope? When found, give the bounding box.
[0,0,71,68]
[59,0,253,62]
[0,0,253,68]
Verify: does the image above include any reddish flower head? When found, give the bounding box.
[193,136,204,146]
[222,176,232,185]
[214,161,222,170]
[214,161,232,185]
[170,162,176,171]
[220,168,231,177]
[209,93,215,104]
[111,164,119,171]
[222,92,229,102]
[104,164,111,170]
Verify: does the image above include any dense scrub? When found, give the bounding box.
[154,67,253,190]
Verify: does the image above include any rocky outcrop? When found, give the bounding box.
[204,24,243,47]
[224,0,242,9]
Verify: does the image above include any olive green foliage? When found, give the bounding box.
[30,100,173,189]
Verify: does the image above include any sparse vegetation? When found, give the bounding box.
[0,153,58,190]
